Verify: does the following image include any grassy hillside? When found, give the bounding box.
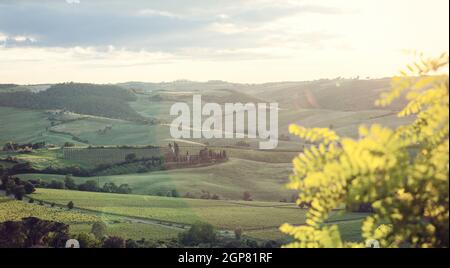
[245,218,365,243]
[277,108,414,138]
[239,79,406,110]
[0,196,180,242]
[0,107,51,145]
[1,79,415,148]
[19,158,295,201]
[0,83,145,122]
[69,222,181,242]
[0,106,169,147]
[50,117,170,146]
[0,196,99,224]
[31,189,368,231]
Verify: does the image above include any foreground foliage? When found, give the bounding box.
[0,217,69,248]
[281,55,449,248]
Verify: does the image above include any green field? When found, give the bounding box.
[245,217,365,243]
[30,189,368,231]
[4,149,81,170]
[0,107,51,145]
[0,195,181,242]
[69,222,181,242]
[50,117,171,146]
[19,158,295,201]
[0,196,99,224]
[62,147,166,166]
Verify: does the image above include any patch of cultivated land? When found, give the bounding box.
[19,158,296,201]
[218,147,298,163]
[0,194,182,242]
[30,189,369,231]
[277,108,414,138]
[69,222,181,242]
[0,196,99,224]
[0,107,50,145]
[5,149,83,170]
[50,117,171,146]
[245,218,365,243]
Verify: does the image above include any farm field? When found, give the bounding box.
[50,117,171,146]
[62,147,166,166]
[1,149,88,170]
[212,147,299,163]
[69,222,181,242]
[19,158,295,201]
[0,196,99,224]
[129,97,176,123]
[0,107,50,145]
[245,218,365,243]
[277,108,414,138]
[0,195,181,243]
[30,189,369,231]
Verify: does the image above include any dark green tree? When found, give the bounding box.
[102,236,125,248]
[125,153,137,163]
[23,182,35,195]
[91,222,107,240]
[171,189,180,198]
[49,180,65,189]
[102,182,118,193]
[12,185,26,200]
[77,233,101,248]
[64,175,77,190]
[178,223,216,246]
[118,184,132,194]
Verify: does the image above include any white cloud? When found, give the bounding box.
[0,32,7,42]
[13,35,37,43]
[137,9,180,18]
[0,0,448,84]
[66,0,81,4]
[0,44,418,84]
[208,22,249,35]
[217,14,230,20]
[0,33,37,45]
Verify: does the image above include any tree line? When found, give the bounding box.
[0,175,35,200]
[28,175,132,194]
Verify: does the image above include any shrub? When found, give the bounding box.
[242,191,252,201]
[178,223,216,246]
[280,55,449,248]
[77,233,101,248]
[171,189,180,198]
[102,236,125,248]
[12,185,26,200]
[234,227,243,240]
[91,222,107,240]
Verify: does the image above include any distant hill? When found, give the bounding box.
[230,78,407,111]
[148,88,263,104]
[0,83,147,122]
[0,84,18,89]
[119,78,408,111]
[118,80,242,92]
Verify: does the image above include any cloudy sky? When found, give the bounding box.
[0,0,448,84]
